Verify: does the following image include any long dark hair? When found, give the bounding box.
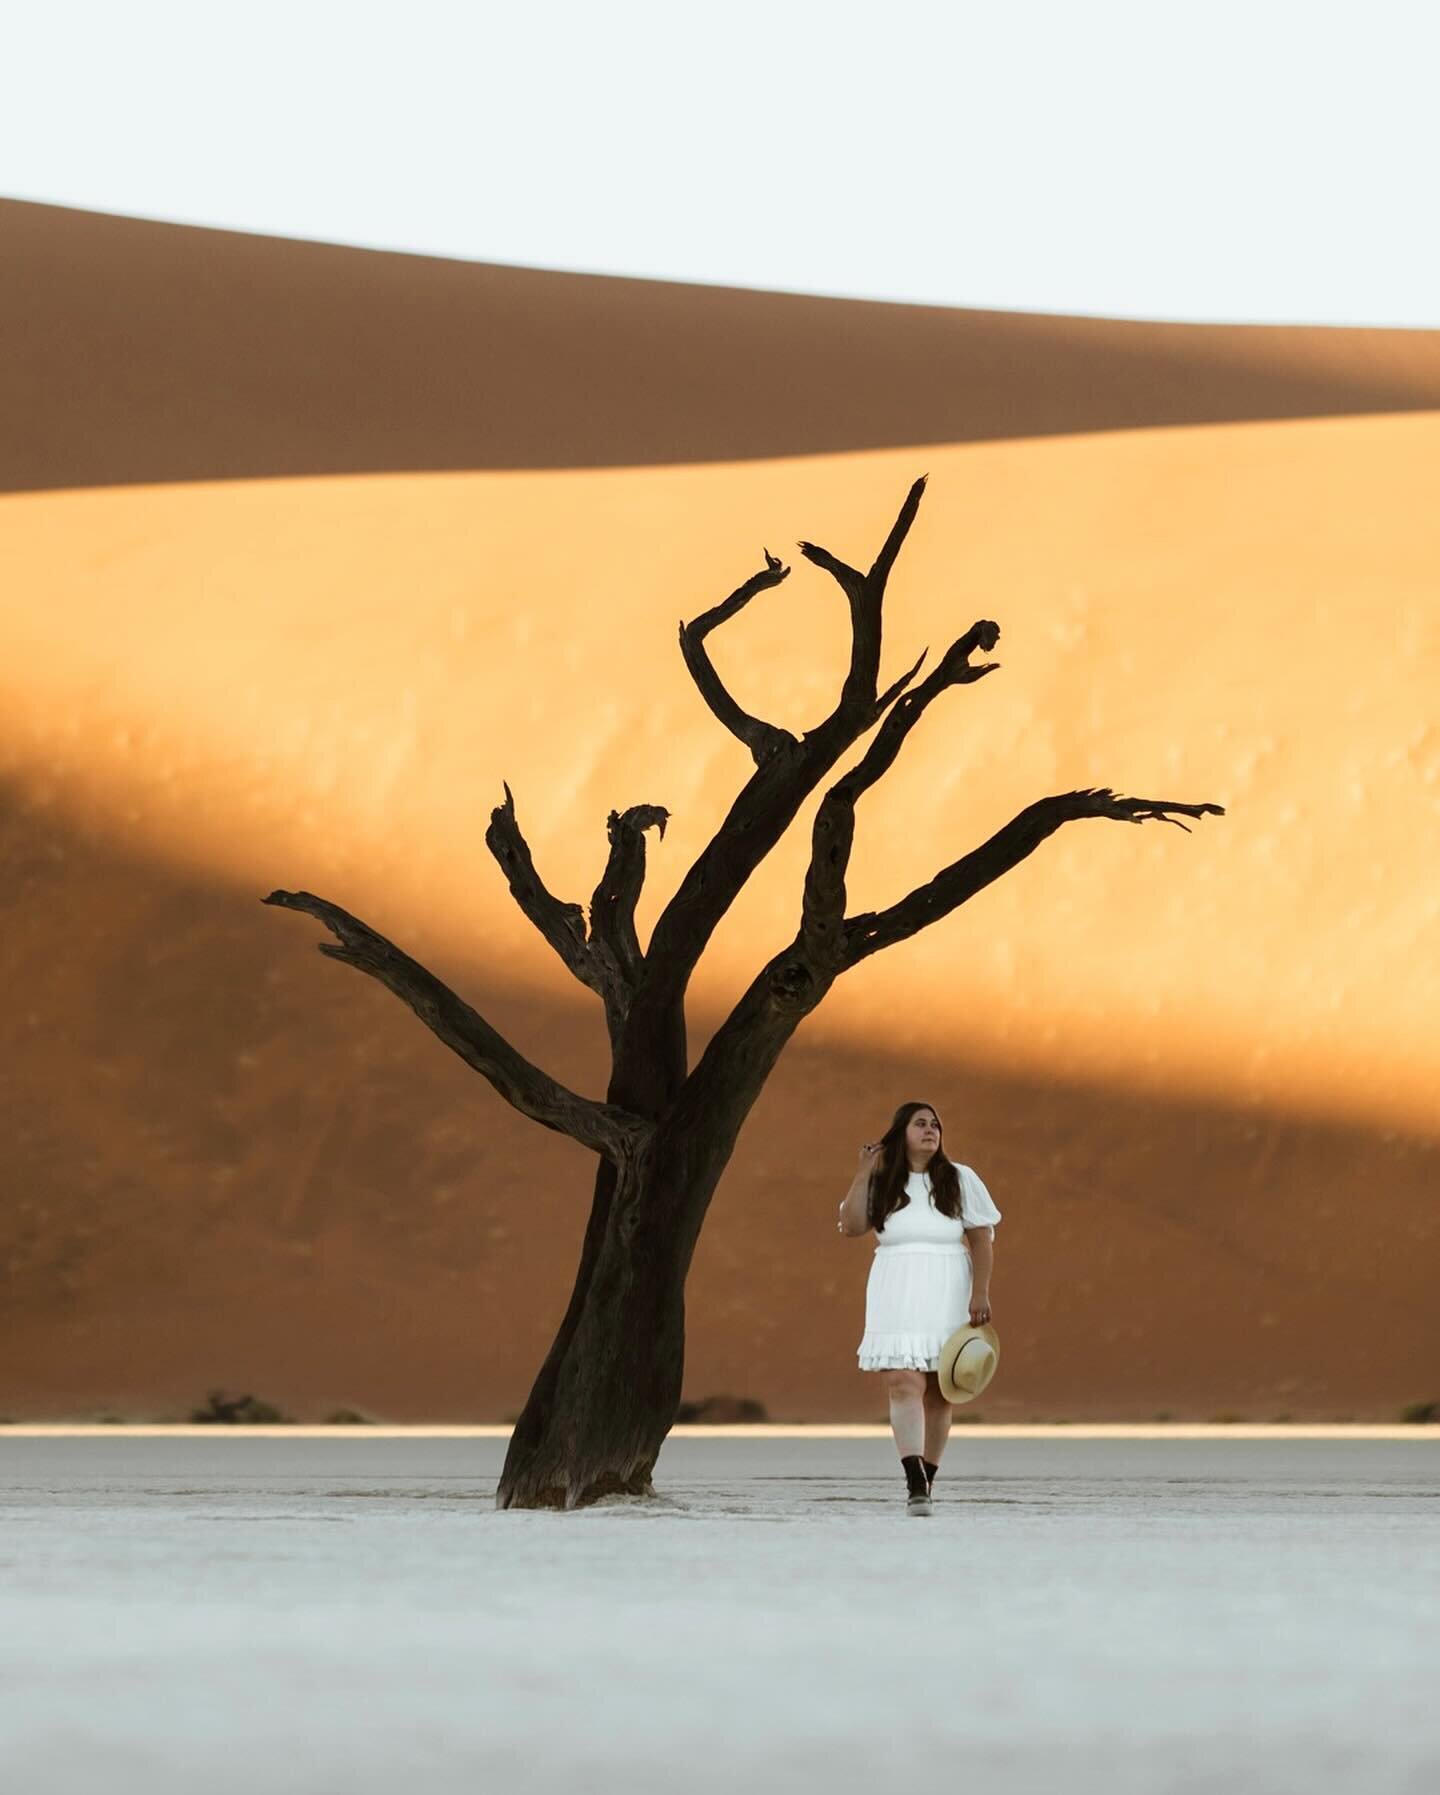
[868,1099,962,1235]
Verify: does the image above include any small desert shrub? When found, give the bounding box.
[1400,1400,1438,1424]
[322,1408,376,1425]
[674,1394,769,1423]
[189,1389,292,1425]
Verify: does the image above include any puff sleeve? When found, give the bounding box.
[959,1164,1002,1229]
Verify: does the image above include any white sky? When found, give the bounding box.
[4,0,1438,326]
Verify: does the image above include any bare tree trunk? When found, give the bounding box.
[495,1141,689,1507]
[495,1153,705,1511]
[496,944,828,1508]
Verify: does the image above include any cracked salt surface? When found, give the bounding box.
[2,1435,1436,1795]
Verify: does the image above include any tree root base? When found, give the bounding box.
[496,1466,658,1512]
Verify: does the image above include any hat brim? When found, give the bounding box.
[937,1323,1000,1404]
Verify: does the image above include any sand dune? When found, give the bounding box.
[7,196,1440,492]
[1,207,1436,1423]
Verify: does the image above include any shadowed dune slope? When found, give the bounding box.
[0,784,1434,1424]
[7,196,1440,492]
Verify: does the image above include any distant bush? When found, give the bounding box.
[189,1389,292,1425]
[1400,1400,1438,1424]
[322,1408,376,1425]
[950,1411,985,1424]
[1207,1412,1247,1424]
[674,1394,769,1423]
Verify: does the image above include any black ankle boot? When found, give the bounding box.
[900,1454,929,1498]
[922,1459,939,1493]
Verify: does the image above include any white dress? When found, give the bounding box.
[855,1166,1002,1372]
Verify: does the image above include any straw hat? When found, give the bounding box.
[937,1322,1000,1404]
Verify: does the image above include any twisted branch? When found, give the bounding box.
[486,785,668,1034]
[485,782,596,991]
[842,787,1227,966]
[262,889,650,1163]
[678,551,794,766]
[677,782,1224,1132]
[798,473,928,727]
[589,803,670,991]
[635,480,936,1042]
[800,620,1001,967]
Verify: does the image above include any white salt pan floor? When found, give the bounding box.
[2,1435,1436,1795]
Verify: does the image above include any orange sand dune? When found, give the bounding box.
[6,196,1440,492]
[0,210,1436,1423]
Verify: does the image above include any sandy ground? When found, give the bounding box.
[3,1435,1436,1795]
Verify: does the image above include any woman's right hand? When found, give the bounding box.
[857,1141,883,1172]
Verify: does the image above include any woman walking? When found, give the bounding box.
[837,1100,1002,1514]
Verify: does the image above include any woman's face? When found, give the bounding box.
[905,1108,941,1160]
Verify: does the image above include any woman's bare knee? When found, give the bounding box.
[921,1373,952,1407]
[885,1370,925,1398]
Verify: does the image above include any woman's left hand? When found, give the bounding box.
[970,1297,993,1326]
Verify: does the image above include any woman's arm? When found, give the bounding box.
[964,1225,995,1323]
[837,1147,880,1237]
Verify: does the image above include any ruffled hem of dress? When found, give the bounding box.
[857,1331,946,1371]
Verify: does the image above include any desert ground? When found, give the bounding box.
[2,1431,1436,1795]
[1,198,1436,1424]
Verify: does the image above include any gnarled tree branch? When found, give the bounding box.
[589,803,669,992]
[678,550,794,767]
[633,480,936,1062]
[798,473,928,728]
[872,647,930,721]
[485,782,597,991]
[843,787,1227,967]
[486,785,668,1038]
[262,889,650,1164]
[867,470,930,594]
[800,620,1002,967]
[677,783,1225,1135]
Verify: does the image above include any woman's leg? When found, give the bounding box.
[922,1372,954,1464]
[884,1369,927,1457]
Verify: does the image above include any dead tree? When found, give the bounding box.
[264,476,1223,1509]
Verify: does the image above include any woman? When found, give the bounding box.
[836,1099,1001,1514]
